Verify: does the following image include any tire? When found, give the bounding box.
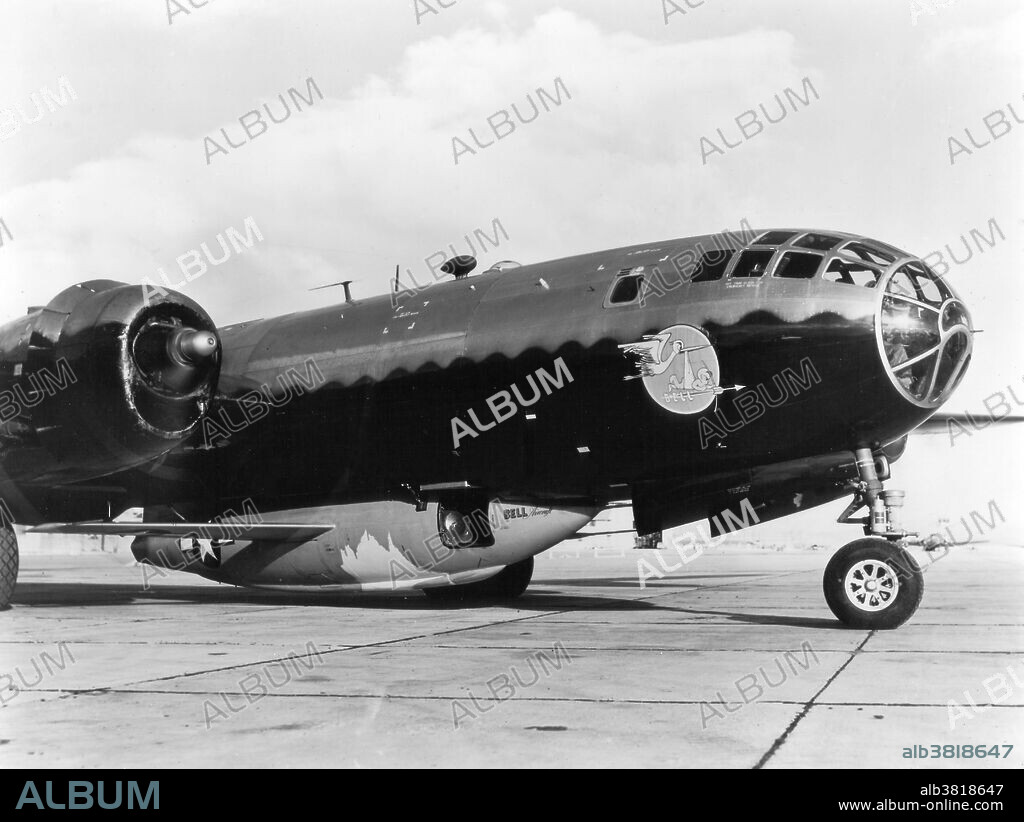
[823,537,923,629]
[0,525,18,609]
[423,557,533,603]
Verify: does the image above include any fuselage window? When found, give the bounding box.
[731,247,775,278]
[823,258,880,287]
[691,249,735,282]
[774,251,823,279]
[606,271,645,305]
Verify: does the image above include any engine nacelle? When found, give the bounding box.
[132,498,598,592]
[0,280,220,485]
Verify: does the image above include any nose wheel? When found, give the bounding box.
[0,523,18,609]
[825,447,924,629]
[823,537,923,629]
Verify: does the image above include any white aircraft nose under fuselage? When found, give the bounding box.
[132,499,599,592]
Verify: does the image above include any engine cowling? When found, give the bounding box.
[0,280,220,484]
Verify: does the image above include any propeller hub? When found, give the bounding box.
[173,329,219,363]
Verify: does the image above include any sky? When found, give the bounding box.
[1,0,1021,420]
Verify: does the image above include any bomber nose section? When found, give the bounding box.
[877,261,973,408]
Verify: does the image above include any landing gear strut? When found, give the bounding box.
[0,524,18,609]
[825,448,923,629]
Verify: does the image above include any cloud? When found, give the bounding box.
[923,7,1023,62]
[3,9,814,324]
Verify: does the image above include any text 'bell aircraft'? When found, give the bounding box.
[0,226,983,628]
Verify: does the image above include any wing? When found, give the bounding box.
[911,412,1024,436]
[563,528,636,540]
[29,521,335,543]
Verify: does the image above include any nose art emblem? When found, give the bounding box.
[619,324,740,414]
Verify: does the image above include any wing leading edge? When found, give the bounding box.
[29,522,335,542]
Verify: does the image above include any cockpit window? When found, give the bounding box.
[870,239,907,259]
[793,233,843,251]
[753,231,797,245]
[691,249,735,282]
[887,269,917,298]
[731,248,775,278]
[839,241,896,266]
[880,263,971,406]
[823,258,880,287]
[774,251,823,279]
[915,276,943,305]
[896,261,951,305]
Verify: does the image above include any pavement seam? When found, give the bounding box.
[115,570,803,687]
[120,611,572,686]
[378,645,1024,654]
[752,631,874,770]
[16,688,1024,710]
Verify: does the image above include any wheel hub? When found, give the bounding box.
[844,559,899,612]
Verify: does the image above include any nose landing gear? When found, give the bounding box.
[825,448,924,629]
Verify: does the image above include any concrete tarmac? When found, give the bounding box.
[1,543,1021,769]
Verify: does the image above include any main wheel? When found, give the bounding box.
[423,557,533,603]
[823,537,923,629]
[0,525,18,609]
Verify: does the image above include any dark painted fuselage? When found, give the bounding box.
[117,228,952,523]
